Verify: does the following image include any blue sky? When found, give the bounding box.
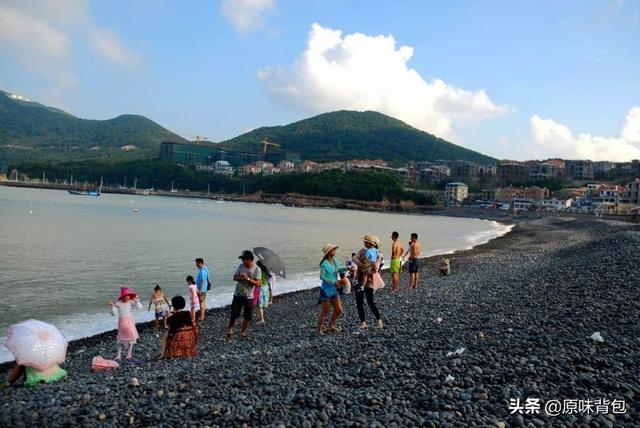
[1,0,639,161]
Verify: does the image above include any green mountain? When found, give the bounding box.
[0,90,186,168]
[218,110,495,164]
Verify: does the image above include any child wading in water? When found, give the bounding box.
[148,285,171,336]
[186,275,200,324]
[108,287,143,360]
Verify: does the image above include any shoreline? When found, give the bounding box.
[0,215,514,368]
[3,179,638,224]
[1,216,638,426]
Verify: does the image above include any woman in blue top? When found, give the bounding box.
[317,243,349,335]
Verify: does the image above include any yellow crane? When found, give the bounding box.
[194,133,209,145]
[261,138,281,154]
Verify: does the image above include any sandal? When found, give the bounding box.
[327,326,338,334]
[225,331,235,341]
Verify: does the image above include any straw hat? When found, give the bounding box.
[372,235,381,248]
[118,286,137,301]
[362,234,376,246]
[322,243,339,257]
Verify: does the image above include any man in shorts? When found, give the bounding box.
[390,231,404,293]
[405,233,421,289]
[195,258,210,321]
[227,250,261,340]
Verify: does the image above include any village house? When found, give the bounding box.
[444,182,468,205]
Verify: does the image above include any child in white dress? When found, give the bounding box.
[108,286,143,360]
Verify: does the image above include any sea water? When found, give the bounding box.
[0,186,512,362]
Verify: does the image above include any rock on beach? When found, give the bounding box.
[0,216,639,426]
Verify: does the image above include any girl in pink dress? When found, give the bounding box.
[186,275,200,323]
[108,287,143,360]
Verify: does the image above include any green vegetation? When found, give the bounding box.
[14,159,437,205]
[218,110,495,164]
[0,90,185,168]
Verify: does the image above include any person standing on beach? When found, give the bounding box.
[390,231,404,293]
[195,258,210,322]
[227,250,261,340]
[318,244,349,335]
[405,233,422,289]
[353,236,384,329]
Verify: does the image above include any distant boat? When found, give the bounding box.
[68,189,101,196]
[68,177,103,196]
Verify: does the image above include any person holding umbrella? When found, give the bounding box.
[5,319,68,387]
[253,247,286,305]
[317,244,349,335]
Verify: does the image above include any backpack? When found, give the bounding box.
[205,267,212,291]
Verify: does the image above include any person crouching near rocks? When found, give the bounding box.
[317,244,349,335]
[227,250,262,340]
[160,295,198,359]
[440,258,451,276]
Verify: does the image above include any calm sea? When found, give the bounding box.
[0,186,511,362]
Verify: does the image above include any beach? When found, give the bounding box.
[1,216,639,426]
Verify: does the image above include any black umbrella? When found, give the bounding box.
[253,247,286,278]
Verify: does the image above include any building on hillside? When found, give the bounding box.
[498,161,528,185]
[481,189,497,201]
[594,184,626,203]
[346,159,388,170]
[512,198,534,211]
[195,164,214,172]
[496,185,549,205]
[239,162,263,175]
[277,160,296,173]
[478,164,498,177]
[593,161,615,178]
[527,162,560,181]
[450,161,479,178]
[420,167,448,184]
[214,161,233,176]
[160,141,263,167]
[565,160,594,181]
[298,161,319,173]
[625,177,640,205]
[541,198,571,212]
[444,182,468,205]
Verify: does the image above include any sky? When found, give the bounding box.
[0,0,639,161]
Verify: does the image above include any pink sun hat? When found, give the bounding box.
[118,286,137,301]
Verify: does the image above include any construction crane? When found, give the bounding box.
[194,133,209,145]
[260,138,281,154]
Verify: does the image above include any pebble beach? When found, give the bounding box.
[1,216,639,427]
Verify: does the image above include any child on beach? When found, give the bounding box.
[186,275,200,323]
[108,287,143,360]
[256,261,273,323]
[148,285,171,336]
[357,235,379,287]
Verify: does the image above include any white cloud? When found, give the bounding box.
[530,107,640,161]
[0,4,70,58]
[0,0,139,106]
[89,27,139,68]
[258,23,509,139]
[220,0,276,34]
